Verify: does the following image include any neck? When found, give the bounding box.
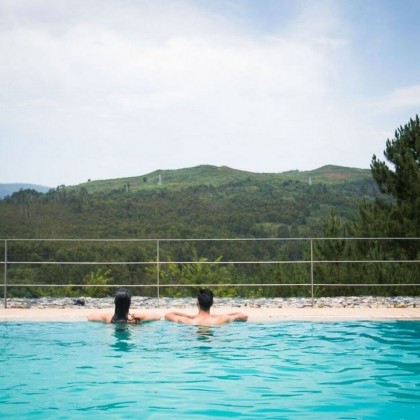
[198,308,210,316]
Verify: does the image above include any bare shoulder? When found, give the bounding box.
[165,312,196,324]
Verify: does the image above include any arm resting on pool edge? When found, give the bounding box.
[213,312,248,323]
[131,312,161,322]
[226,312,248,322]
[87,313,112,323]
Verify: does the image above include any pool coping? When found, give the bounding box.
[1,306,420,322]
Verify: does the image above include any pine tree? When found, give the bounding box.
[370,115,420,237]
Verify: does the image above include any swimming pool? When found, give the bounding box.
[1,321,419,419]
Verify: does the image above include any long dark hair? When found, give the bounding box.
[111,288,132,323]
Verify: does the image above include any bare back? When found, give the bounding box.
[165,310,247,326]
[88,312,160,323]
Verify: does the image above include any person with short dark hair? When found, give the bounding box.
[165,288,248,326]
[88,288,160,324]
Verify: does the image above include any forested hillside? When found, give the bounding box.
[0,164,385,299]
[2,117,418,299]
[0,165,376,239]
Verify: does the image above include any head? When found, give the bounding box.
[112,288,132,323]
[197,288,214,312]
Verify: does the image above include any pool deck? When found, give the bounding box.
[1,306,419,322]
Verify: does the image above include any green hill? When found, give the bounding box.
[3,164,404,299]
[0,165,377,240]
[70,164,372,194]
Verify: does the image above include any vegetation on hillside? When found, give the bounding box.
[1,116,419,298]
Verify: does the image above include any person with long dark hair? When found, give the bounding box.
[88,288,160,324]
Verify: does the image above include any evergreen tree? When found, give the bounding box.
[370,114,420,237]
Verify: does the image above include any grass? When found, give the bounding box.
[68,164,373,194]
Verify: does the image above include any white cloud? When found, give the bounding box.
[369,85,420,113]
[0,0,417,186]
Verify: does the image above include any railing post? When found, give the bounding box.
[310,238,314,305]
[156,239,160,307]
[4,240,7,309]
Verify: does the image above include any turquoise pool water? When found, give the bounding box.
[1,321,419,419]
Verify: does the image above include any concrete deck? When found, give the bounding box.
[1,306,419,322]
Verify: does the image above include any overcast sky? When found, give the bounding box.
[1,0,419,188]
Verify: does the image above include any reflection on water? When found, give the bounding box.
[196,325,214,341]
[111,325,135,352]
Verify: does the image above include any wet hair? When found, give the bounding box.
[111,288,132,323]
[197,288,214,311]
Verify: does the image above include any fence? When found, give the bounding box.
[2,237,420,308]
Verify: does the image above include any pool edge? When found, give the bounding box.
[1,307,420,322]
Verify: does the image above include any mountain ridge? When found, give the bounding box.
[69,164,373,194]
[0,164,378,240]
[0,164,372,198]
[0,183,51,199]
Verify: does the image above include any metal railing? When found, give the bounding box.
[2,237,420,308]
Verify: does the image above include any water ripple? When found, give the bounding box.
[1,321,419,418]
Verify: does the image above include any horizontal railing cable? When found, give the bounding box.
[2,237,419,308]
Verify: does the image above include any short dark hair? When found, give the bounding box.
[197,288,213,311]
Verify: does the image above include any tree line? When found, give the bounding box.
[1,116,419,298]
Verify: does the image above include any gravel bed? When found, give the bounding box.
[2,296,419,309]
